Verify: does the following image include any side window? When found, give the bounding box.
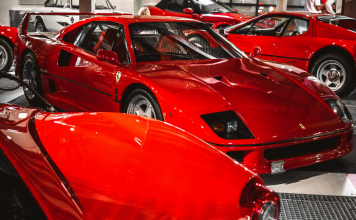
[112,28,130,64]
[247,16,290,37]
[283,18,309,37]
[166,0,195,13]
[80,22,121,54]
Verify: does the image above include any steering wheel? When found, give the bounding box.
[250,27,262,36]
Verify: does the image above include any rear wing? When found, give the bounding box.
[18,12,131,36]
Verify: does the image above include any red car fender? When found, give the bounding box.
[115,71,226,140]
[0,25,17,44]
[305,21,356,66]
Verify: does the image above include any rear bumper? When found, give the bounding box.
[212,127,353,174]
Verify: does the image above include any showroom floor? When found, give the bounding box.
[2,68,356,220]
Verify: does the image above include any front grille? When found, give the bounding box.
[264,136,340,161]
[226,151,245,162]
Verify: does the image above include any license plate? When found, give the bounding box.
[271,161,285,174]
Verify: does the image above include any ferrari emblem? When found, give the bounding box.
[116,71,122,83]
[299,124,306,129]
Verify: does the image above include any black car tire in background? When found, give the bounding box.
[311,52,356,97]
[35,17,47,32]
[187,34,210,52]
[0,39,13,72]
[21,53,44,106]
[123,87,164,121]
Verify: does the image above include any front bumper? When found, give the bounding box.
[211,127,354,174]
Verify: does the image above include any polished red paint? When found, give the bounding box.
[15,13,353,174]
[0,25,17,44]
[226,11,356,78]
[0,103,275,219]
[97,49,120,65]
[145,5,252,29]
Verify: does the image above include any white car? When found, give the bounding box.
[31,0,129,32]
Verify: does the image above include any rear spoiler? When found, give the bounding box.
[19,12,132,36]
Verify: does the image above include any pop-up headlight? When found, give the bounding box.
[201,110,254,139]
[325,99,352,123]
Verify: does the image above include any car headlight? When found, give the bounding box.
[259,201,278,220]
[325,99,352,123]
[200,110,254,139]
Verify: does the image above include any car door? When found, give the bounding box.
[226,16,291,60]
[64,22,126,111]
[164,0,197,19]
[273,17,314,70]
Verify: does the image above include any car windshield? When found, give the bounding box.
[129,22,246,62]
[193,0,235,13]
[71,0,114,9]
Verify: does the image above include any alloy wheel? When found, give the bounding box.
[0,45,8,70]
[127,95,157,119]
[316,60,346,92]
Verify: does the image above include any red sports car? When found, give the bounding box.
[0,25,17,72]
[138,0,252,29]
[224,12,356,97]
[0,103,279,219]
[15,13,353,174]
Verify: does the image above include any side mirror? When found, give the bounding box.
[219,27,228,37]
[250,46,261,58]
[97,49,120,65]
[183,8,194,14]
[233,8,238,12]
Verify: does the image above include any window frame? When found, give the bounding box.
[67,21,131,64]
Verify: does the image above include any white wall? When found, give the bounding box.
[0,0,41,26]
[0,0,134,26]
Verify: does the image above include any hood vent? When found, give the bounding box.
[260,73,268,77]
[213,76,223,81]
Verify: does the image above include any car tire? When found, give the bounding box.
[123,87,164,121]
[35,18,47,32]
[311,52,356,97]
[187,34,210,52]
[0,39,13,72]
[21,53,44,106]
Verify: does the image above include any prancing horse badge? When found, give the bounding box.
[116,71,122,83]
[299,124,306,129]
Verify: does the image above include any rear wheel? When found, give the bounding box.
[0,39,13,72]
[187,34,210,52]
[21,53,44,106]
[123,87,163,121]
[311,52,356,97]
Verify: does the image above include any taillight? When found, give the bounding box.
[240,177,280,220]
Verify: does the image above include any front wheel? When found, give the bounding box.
[311,53,356,97]
[0,39,13,72]
[123,87,163,121]
[21,53,44,106]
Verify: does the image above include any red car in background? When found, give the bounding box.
[138,0,252,29]
[0,103,280,219]
[0,25,17,72]
[14,13,353,174]
[224,12,356,97]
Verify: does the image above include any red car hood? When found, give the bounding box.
[202,12,252,24]
[34,111,257,219]
[136,58,349,143]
